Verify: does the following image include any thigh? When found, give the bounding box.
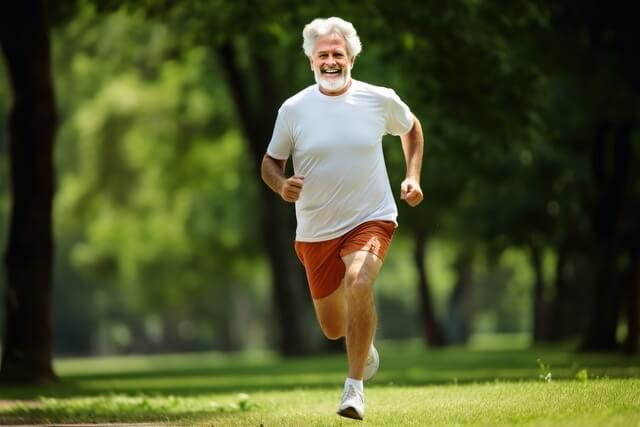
[339,220,394,286]
[341,250,384,287]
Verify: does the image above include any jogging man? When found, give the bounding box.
[261,16,424,420]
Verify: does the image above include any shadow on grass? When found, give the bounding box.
[1,343,639,400]
[0,393,256,425]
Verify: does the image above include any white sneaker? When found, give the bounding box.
[363,344,379,381]
[337,384,365,420]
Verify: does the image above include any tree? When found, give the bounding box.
[531,0,640,351]
[378,0,544,346]
[0,0,58,383]
[624,250,640,354]
[215,35,313,356]
[88,0,322,355]
[50,7,267,353]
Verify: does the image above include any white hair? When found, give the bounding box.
[302,17,362,59]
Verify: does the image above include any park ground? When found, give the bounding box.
[0,339,639,426]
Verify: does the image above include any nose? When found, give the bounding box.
[325,55,337,65]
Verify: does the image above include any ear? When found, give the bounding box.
[309,57,314,71]
[350,57,355,69]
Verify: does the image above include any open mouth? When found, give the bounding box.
[322,68,342,77]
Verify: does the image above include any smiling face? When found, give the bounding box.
[310,33,354,96]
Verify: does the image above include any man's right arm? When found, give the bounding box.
[261,154,304,203]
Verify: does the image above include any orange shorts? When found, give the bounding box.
[294,220,396,300]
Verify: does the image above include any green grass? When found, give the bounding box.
[0,340,639,425]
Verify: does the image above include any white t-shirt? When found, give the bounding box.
[267,79,414,242]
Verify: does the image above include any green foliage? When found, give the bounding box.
[537,358,553,382]
[380,1,546,240]
[47,5,265,352]
[576,369,588,382]
[3,0,638,354]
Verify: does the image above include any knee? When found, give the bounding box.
[345,272,373,297]
[320,321,345,340]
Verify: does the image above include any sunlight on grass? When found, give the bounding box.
[54,348,278,376]
[1,342,639,425]
[208,380,640,427]
[468,332,531,349]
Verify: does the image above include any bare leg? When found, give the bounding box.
[341,250,383,380]
[312,279,347,340]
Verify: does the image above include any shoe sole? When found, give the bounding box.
[337,406,363,420]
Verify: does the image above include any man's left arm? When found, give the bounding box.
[399,114,424,207]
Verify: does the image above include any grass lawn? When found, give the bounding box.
[0,340,639,425]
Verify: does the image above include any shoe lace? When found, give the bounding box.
[342,385,363,404]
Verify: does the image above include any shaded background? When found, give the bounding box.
[0,0,638,383]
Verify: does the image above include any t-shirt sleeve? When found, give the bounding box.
[266,105,294,160]
[384,89,414,136]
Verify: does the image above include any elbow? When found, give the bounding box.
[261,153,285,183]
[260,154,270,184]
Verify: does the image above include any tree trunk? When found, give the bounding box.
[549,245,569,341]
[530,244,546,342]
[446,253,473,344]
[582,123,631,351]
[0,0,58,384]
[624,250,640,355]
[216,40,311,356]
[413,230,445,347]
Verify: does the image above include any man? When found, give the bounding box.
[261,16,424,420]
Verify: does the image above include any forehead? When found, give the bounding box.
[313,33,348,54]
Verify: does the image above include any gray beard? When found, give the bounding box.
[314,67,350,92]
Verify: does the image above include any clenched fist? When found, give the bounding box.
[280,175,304,202]
[400,177,423,207]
